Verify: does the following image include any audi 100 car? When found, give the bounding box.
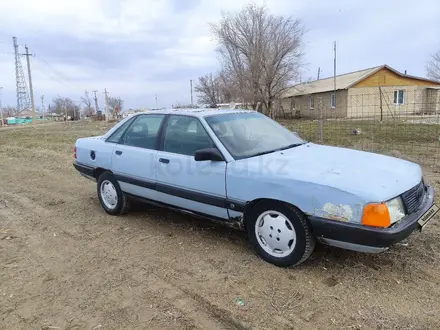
[73,109,438,267]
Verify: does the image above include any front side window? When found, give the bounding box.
[106,117,135,143]
[163,115,215,156]
[394,90,405,105]
[205,112,306,159]
[123,115,165,149]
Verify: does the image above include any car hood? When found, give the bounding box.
[239,143,422,202]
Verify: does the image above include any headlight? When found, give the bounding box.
[386,197,406,224]
[362,197,406,228]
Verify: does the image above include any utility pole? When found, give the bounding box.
[333,41,337,93]
[155,94,158,108]
[0,87,3,127]
[92,90,99,114]
[333,41,337,112]
[317,67,321,80]
[41,95,45,121]
[23,45,36,126]
[104,88,109,122]
[190,79,193,106]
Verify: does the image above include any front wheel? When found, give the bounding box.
[247,201,316,267]
[97,171,129,215]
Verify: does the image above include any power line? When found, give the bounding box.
[11,43,100,110]
[33,56,85,91]
[34,56,77,85]
[14,41,80,87]
[32,61,76,89]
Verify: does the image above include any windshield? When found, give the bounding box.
[205,112,306,159]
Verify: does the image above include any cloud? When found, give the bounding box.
[0,0,439,109]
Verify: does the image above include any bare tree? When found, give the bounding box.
[195,71,241,106]
[81,90,94,116]
[195,73,222,106]
[211,4,305,116]
[107,96,124,118]
[218,70,241,103]
[3,106,18,117]
[51,96,80,119]
[426,51,440,81]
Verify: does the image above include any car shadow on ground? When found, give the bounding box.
[103,199,418,275]
[125,200,249,244]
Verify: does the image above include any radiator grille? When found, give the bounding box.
[401,180,425,214]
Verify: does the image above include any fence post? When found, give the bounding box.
[318,97,323,144]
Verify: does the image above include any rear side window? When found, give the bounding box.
[123,115,165,149]
[106,117,135,144]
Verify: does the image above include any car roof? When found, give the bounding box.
[129,108,256,119]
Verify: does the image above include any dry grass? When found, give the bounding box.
[279,118,440,167]
[0,120,439,330]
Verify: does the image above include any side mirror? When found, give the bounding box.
[194,148,224,162]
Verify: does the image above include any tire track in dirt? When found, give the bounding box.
[0,187,250,329]
[145,273,249,330]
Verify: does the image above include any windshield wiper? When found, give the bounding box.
[249,143,304,158]
[251,149,279,157]
[278,143,305,151]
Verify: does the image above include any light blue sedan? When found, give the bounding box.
[73,109,438,267]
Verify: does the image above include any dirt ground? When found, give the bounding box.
[1,121,440,330]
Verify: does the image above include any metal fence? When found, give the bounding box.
[278,90,440,167]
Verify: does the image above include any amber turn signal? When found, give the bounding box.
[361,203,391,228]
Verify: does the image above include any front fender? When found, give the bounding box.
[227,169,366,224]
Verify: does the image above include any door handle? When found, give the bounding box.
[115,150,123,155]
[159,158,170,164]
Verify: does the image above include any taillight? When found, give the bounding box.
[74,146,77,159]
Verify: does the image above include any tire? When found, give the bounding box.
[97,171,130,215]
[247,201,315,267]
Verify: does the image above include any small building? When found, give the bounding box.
[281,65,440,119]
[16,109,44,119]
[49,113,64,121]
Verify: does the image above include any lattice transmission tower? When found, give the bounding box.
[12,36,31,111]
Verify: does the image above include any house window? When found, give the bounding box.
[309,95,314,110]
[394,90,405,105]
[331,93,336,108]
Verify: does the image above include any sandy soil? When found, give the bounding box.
[1,121,440,330]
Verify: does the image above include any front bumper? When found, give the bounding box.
[310,185,436,253]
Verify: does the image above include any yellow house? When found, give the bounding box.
[281,65,440,119]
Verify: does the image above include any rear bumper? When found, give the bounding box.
[310,185,436,253]
[73,161,96,181]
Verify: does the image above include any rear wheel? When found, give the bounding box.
[97,172,129,215]
[247,201,315,267]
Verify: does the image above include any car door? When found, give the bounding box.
[155,115,229,220]
[110,114,165,201]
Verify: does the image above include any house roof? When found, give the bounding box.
[17,109,43,116]
[283,65,440,98]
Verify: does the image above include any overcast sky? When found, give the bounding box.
[0,0,439,110]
